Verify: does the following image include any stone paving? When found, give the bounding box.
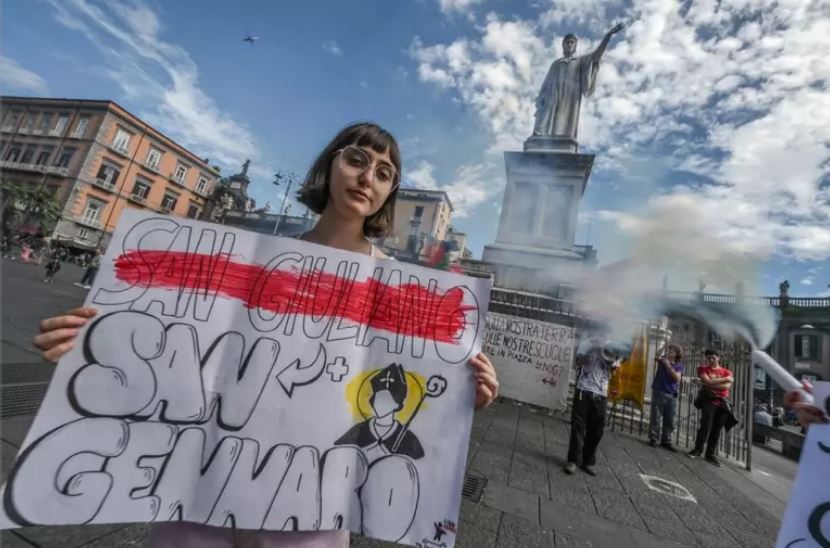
[1,401,785,548]
[0,259,787,547]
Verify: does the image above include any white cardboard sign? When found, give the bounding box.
[0,211,491,547]
[775,381,830,548]
[483,312,574,410]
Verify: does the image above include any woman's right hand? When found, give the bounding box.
[33,307,98,363]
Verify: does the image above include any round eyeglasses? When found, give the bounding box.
[336,145,399,188]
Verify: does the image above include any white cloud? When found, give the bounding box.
[801,276,814,286]
[438,0,481,16]
[0,56,48,94]
[46,0,267,174]
[406,160,438,189]
[322,41,343,56]
[440,162,498,217]
[411,1,830,262]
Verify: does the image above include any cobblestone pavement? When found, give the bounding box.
[1,259,788,547]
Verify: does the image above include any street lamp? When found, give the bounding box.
[272,171,298,235]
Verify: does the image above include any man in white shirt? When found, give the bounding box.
[564,339,620,476]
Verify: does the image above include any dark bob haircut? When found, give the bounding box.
[296,122,401,238]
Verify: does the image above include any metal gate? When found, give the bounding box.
[605,344,754,469]
[487,288,755,470]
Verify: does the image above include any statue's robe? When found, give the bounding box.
[533,53,600,139]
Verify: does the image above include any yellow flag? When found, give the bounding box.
[608,325,648,408]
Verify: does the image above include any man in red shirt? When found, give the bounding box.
[688,349,733,466]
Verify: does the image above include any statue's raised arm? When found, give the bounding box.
[589,22,625,61]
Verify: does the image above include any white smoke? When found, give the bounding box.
[569,194,779,349]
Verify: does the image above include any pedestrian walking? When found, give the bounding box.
[648,343,684,451]
[688,349,736,466]
[564,337,621,476]
[75,248,102,289]
[33,122,500,548]
[43,251,62,284]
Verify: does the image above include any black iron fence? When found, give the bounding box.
[487,288,756,470]
[604,344,754,469]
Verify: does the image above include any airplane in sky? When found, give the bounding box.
[243,35,259,45]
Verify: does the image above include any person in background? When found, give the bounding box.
[74,248,102,289]
[688,348,733,466]
[753,405,773,427]
[648,343,684,451]
[564,337,621,476]
[43,249,62,284]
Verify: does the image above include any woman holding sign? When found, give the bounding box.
[33,122,499,547]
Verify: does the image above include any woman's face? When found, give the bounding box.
[327,145,396,221]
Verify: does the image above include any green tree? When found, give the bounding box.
[1,182,63,235]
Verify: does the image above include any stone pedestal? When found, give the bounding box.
[479,138,596,294]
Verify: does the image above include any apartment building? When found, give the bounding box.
[1,97,219,250]
[381,188,453,261]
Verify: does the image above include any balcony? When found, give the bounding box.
[92,178,116,193]
[160,206,172,214]
[142,160,162,175]
[168,174,188,188]
[76,216,103,229]
[109,143,131,158]
[0,160,69,177]
[128,193,147,206]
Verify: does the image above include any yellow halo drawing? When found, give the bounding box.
[344,367,428,425]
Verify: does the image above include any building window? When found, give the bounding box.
[795,335,821,361]
[2,110,22,130]
[146,147,162,170]
[82,200,104,225]
[78,228,89,240]
[96,162,121,187]
[186,202,200,219]
[173,163,188,184]
[39,113,53,132]
[22,113,37,132]
[414,206,424,219]
[161,191,179,211]
[55,147,76,168]
[112,128,131,153]
[35,147,54,165]
[196,176,209,195]
[4,146,21,162]
[20,147,35,164]
[73,117,89,138]
[132,178,152,199]
[53,115,69,135]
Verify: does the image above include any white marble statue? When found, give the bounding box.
[533,23,624,139]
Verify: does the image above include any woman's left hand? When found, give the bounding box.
[470,352,498,410]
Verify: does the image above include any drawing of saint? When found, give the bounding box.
[335,363,426,460]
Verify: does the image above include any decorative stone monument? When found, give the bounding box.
[479,24,624,295]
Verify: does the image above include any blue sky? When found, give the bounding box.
[2,0,828,297]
